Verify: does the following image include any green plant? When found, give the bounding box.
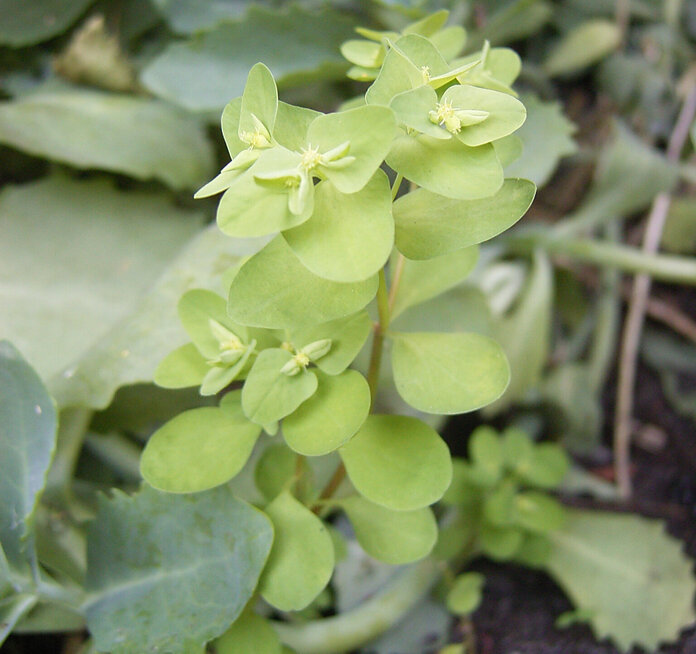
[2,6,696,654]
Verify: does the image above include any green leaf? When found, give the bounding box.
[446,572,485,615]
[390,248,480,318]
[0,0,94,46]
[259,491,334,611]
[391,332,510,414]
[486,250,553,413]
[483,483,516,526]
[283,172,394,282]
[0,595,38,646]
[215,607,282,654]
[505,94,577,187]
[544,20,621,77]
[339,415,451,511]
[48,226,263,410]
[479,523,522,560]
[141,5,355,112]
[254,443,297,503]
[546,510,696,651]
[469,426,504,486]
[387,134,503,200]
[290,311,372,376]
[283,370,370,456]
[514,533,551,568]
[227,237,378,330]
[85,485,273,654]
[308,106,396,194]
[0,90,214,190]
[394,179,535,260]
[340,496,437,565]
[216,148,313,237]
[178,289,245,359]
[0,342,57,574]
[0,176,204,384]
[242,349,318,425]
[441,84,526,147]
[513,491,565,533]
[239,62,277,138]
[153,343,209,389]
[140,399,262,494]
[521,443,569,489]
[501,427,534,472]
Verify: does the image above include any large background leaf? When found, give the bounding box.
[0,0,94,47]
[546,510,696,651]
[0,90,214,189]
[141,4,356,112]
[0,176,203,385]
[49,226,267,409]
[85,485,273,654]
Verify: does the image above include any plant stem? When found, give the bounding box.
[506,232,696,285]
[367,269,390,404]
[391,173,404,201]
[613,82,696,498]
[272,558,440,654]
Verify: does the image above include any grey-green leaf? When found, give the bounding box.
[141,5,355,112]
[85,485,273,654]
[0,176,204,385]
[227,237,378,330]
[0,341,57,573]
[0,0,94,47]
[0,90,214,190]
[546,510,696,651]
[48,226,264,410]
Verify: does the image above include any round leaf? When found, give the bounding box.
[341,496,437,564]
[513,491,565,533]
[468,426,504,486]
[443,84,526,147]
[283,172,394,282]
[254,443,297,502]
[387,134,503,200]
[227,237,378,330]
[242,349,318,426]
[178,289,244,359]
[446,572,485,615]
[216,149,312,238]
[391,332,510,414]
[153,343,208,389]
[290,311,372,376]
[140,405,262,493]
[308,105,396,194]
[393,179,536,260]
[283,370,370,456]
[216,608,282,654]
[259,491,334,611]
[339,414,452,511]
[479,523,523,561]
